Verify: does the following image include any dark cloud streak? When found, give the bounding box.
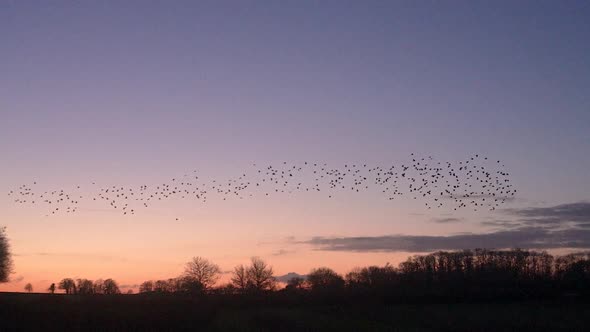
[503,202,590,227]
[304,202,590,252]
[305,227,590,252]
[431,217,463,223]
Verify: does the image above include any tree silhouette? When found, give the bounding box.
[183,256,221,290]
[0,227,13,283]
[246,257,276,292]
[122,249,590,300]
[24,283,33,293]
[231,264,248,291]
[58,278,77,294]
[346,264,398,290]
[176,276,206,294]
[93,279,105,294]
[77,279,94,295]
[216,283,237,295]
[139,280,154,293]
[231,257,276,292]
[154,279,170,293]
[285,276,306,290]
[103,278,121,294]
[307,267,345,291]
[48,283,56,294]
[139,277,202,294]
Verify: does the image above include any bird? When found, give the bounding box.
[9,153,515,216]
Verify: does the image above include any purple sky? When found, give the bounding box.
[1,1,589,291]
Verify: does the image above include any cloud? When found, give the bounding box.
[271,249,295,256]
[480,220,522,228]
[305,227,590,252]
[431,217,463,223]
[284,236,296,242]
[300,201,590,253]
[503,201,590,228]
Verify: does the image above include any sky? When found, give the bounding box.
[1,1,589,293]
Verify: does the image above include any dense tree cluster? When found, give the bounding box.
[342,249,590,299]
[138,276,206,294]
[307,267,345,291]
[57,278,120,295]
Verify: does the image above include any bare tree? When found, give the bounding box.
[48,283,56,294]
[139,280,154,293]
[154,279,171,292]
[103,278,121,294]
[0,227,13,283]
[183,256,221,290]
[93,279,105,294]
[246,257,276,291]
[77,279,94,295]
[58,278,76,294]
[231,264,248,290]
[168,278,183,292]
[230,258,276,292]
[24,283,33,293]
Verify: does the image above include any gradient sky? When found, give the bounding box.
[1,1,589,292]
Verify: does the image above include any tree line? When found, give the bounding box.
[134,249,590,300]
[139,256,277,294]
[3,236,590,299]
[50,278,123,295]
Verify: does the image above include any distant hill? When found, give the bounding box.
[274,272,307,283]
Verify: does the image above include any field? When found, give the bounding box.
[1,292,589,332]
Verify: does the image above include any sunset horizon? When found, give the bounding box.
[1,1,589,331]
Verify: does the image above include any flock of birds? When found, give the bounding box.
[8,154,516,219]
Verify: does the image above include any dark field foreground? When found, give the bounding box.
[1,293,589,332]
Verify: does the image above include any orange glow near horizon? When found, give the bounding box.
[2,191,431,293]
